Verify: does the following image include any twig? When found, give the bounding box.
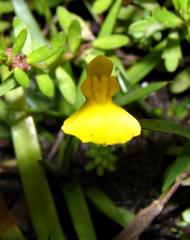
[47,131,64,161]
[115,165,190,240]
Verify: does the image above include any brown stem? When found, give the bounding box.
[115,165,190,240]
[47,131,64,161]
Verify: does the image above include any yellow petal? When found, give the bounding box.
[62,102,141,145]
[81,75,120,102]
[87,55,113,77]
[62,55,141,145]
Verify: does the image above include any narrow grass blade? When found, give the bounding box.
[162,140,190,192]
[98,0,122,37]
[140,119,190,139]
[6,87,65,240]
[126,49,162,85]
[63,181,96,240]
[115,81,168,106]
[86,188,134,226]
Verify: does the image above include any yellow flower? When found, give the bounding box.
[62,55,141,145]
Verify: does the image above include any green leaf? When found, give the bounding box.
[115,81,168,106]
[73,14,95,41]
[63,181,96,240]
[51,31,66,48]
[93,34,129,49]
[73,69,86,110]
[68,20,81,53]
[6,87,65,240]
[0,1,14,14]
[153,7,183,28]
[12,0,46,44]
[129,17,163,38]
[45,32,66,66]
[0,79,16,96]
[118,5,136,20]
[14,68,30,88]
[1,65,13,81]
[0,21,11,32]
[162,32,182,72]
[140,119,190,139]
[170,68,190,94]
[13,28,27,55]
[92,0,113,14]
[33,0,51,23]
[13,17,33,55]
[98,0,122,37]
[133,0,160,11]
[172,0,188,12]
[86,188,134,226]
[56,6,73,32]
[0,124,10,139]
[182,208,190,223]
[126,46,164,85]
[162,140,190,192]
[36,74,55,97]
[27,44,60,64]
[55,66,76,104]
[0,100,8,121]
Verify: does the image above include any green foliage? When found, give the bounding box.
[63,181,96,240]
[98,0,122,37]
[12,28,27,55]
[55,66,76,104]
[92,0,113,15]
[36,74,55,97]
[86,188,134,226]
[129,17,163,38]
[6,87,65,240]
[115,81,168,106]
[85,144,117,176]
[27,44,61,64]
[93,34,129,50]
[68,20,81,53]
[141,119,190,140]
[13,17,33,54]
[153,7,183,28]
[57,6,73,32]
[12,0,46,44]
[162,32,182,72]
[0,79,16,96]
[126,45,164,84]
[1,0,190,239]
[13,67,30,87]
[170,68,190,93]
[162,141,190,191]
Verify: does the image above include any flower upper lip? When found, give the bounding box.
[81,75,120,103]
